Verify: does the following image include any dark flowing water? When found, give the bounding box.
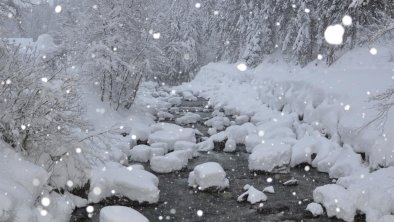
[71,98,360,222]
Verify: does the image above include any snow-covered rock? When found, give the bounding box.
[235,115,249,125]
[167,96,182,106]
[89,162,159,204]
[181,91,197,101]
[223,137,236,152]
[306,202,324,216]
[174,141,198,157]
[237,184,267,204]
[262,186,275,193]
[99,206,148,222]
[197,139,215,152]
[245,134,262,153]
[149,123,196,148]
[0,146,49,222]
[188,162,229,190]
[207,127,217,136]
[150,150,190,173]
[157,111,174,121]
[313,184,356,222]
[175,112,201,125]
[204,116,230,131]
[225,125,248,144]
[248,143,292,172]
[150,142,169,153]
[130,145,151,163]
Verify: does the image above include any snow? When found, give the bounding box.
[197,139,214,152]
[99,206,148,222]
[204,116,230,131]
[262,186,275,194]
[224,137,236,152]
[248,143,292,172]
[237,185,267,204]
[175,112,201,125]
[150,150,190,173]
[324,24,345,45]
[188,162,229,190]
[130,145,152,163]
[88,162,159,204]
[306,202,324,216]
[0,145,49,222]
[174,141,198,157]
[149,123,196,148]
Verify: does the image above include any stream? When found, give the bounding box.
[71,98,364,222]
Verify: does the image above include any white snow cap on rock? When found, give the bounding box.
[188,162,229,190]
[149,123,196,148]
[89,162,159,204]
[262,186,275,193]
[150,150,190,173]
[175,112,201,125]
[306,202,324,216]
[99,206,149,222]
[237,184,267,204]
[248,143,291,172]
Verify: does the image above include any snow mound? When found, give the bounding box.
[262,186,275,193]
[204,116,230,131]
[248,143,292,172]
[88,162,159,203]
[306,202,324,216]
[130,145,152,163]
[149,123,196,148]
[157,111,174,121]
[175,112,201,125]
[313,184,356,222]
[0,146,48,222]
[150,150,190,173]
[237,185,267,204]
[197,139,214,152]
[174,141,198,157]
[188,162,229,190]
[100,206,148,222]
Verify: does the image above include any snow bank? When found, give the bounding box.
[188,162,229,190]
[88,162,159,203]
[0,145,49,222]
[100,206,148,222]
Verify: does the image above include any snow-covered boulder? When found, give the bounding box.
[174,141,198,157]
[235,115,249,125]
[150,150,190,173]
[150,142,169,153]
[167,96,182,106]
[328,145,364,178]
[245,134,262,153]
[175,112,201,125]
[149,123,196,148]
[225,125,248,144]
[157,111,174,121]
[306,202,324,216]
[263,186,275,193]
[313,184,356,222]
[237,184,267,204]
[89,162,159,204]
[248,143,292,172]
[130,145,151,163]
[188,162,229,190]
[181,91,197,101]
[223,137,236,152]
[197,139,214,152]
[204,116,230,131]
[100,206,148,222]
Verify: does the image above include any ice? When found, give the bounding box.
[100,206,148,222]
[306,202,324,216]
[150,150,190,173]
[149,123,196,148]
[175,112,201,125]
[188,162,229,190]
[237,185,267,204]
[88,162,159,204]
[130,145,152,163]
[249,143,292,172]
